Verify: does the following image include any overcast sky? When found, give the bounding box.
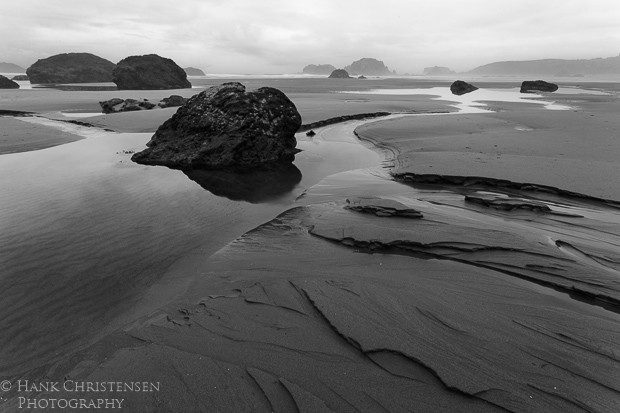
[1,0,619,74]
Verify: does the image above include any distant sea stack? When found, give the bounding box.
[424,66,456,76]
[450,80,478,95]
[328,69,351,79]
[302,64,336,75]
[26,53,115,84]
[184,67,206,76]
[0,62,26,73]
[131,82,301,170]
[0,75,19,89]
[469,55,620,76]
[113,54,191,90]
[344,58,394,76]
[520,80,558,93]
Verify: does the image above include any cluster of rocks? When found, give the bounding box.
[131,82,302,170]
[99,95,187,114]
[0,75,19,89]
[304,58,395,76]
[449,79,559,96]
[23,52,196,90]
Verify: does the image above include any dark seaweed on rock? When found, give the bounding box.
[131,82,302,170]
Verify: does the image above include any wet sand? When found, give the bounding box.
[1,80,620,412]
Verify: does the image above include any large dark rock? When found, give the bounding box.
[520,80,559,93]
[328,69,351,79]
[131,82,301,169]
[0,75,19,89]
[344,58,394,76]
[113,54,191,90]
[184,67,206,76]
[26,53,115,84]
[450,80,478,95]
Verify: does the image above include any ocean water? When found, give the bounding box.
[0,117,380,375]
[340,86,575,112]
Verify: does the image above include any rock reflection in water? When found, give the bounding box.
[183,163,302,203]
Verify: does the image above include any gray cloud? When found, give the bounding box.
[1,0,619,73]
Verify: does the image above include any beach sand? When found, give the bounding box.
[1,79,619,412]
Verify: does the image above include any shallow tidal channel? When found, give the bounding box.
[0,116,381,376]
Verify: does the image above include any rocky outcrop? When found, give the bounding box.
[464,193,552,212]
[112,54,191,90]
[158,95,187,108]
[184,67,206,76]
[26,53,115,84]
[99,98,155,113]
[450,80,478,95]
[0,75,19,89]
[11,75,29,81]
[99,95,188,113]
[302,64,336,75]
[328,69,351,79]
[345,197,423,218]
[424,66,456,76]
[131,82,301,169]
[344,58,394,76]
[298,112,390,131]
[520,80,559,93]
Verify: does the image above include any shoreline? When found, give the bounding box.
[2,79,620,412]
